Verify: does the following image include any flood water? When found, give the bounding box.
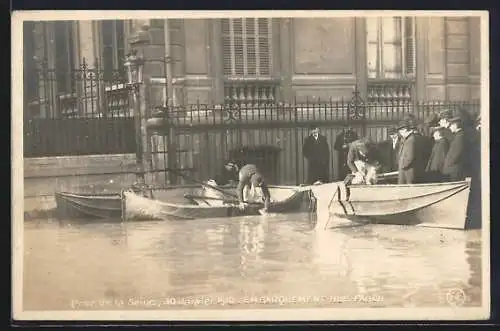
[23,213,482,310]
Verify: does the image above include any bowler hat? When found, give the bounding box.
[396,118,416,130]
[439,109,454,120]
[388,127,398,136]
[448,116,462,124]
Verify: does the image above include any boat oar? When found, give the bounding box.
[183,193,264,207]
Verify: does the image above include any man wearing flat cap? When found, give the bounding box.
[397,117,427,184]
[442,116,467,181]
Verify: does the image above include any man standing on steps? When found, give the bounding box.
[237,163,271,214]
[302,125,331,184]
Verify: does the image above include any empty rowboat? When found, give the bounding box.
[311,178,472,230]
[55,192,122,219]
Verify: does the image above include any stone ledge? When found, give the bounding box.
[24,154,137,178]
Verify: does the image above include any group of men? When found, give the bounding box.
[206,108,480,214]
[335,108,480,185]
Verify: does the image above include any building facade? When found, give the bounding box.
[24,16,481,118]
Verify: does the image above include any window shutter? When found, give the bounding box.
[404,17,416,76]
[221,18,273,77]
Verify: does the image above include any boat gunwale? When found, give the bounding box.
[346,178,471,189]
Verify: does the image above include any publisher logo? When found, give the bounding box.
[446,288,466,306]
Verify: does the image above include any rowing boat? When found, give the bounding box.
[55,192,122,219]
[122,185,309,221]
[54,184,201,220]
[311,178,472,230]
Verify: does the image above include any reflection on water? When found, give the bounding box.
[23,214,482,310]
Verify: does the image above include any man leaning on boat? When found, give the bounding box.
[346,138,382,185]
[237,164,271,214]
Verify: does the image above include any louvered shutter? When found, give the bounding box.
[222,18,273,77]
[404,17,416,76]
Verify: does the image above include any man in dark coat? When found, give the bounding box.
[333,126,359,180]
[425,127,450,182]
[397,118,427,184]
[303,125,331,184]
[442,116,467,181]
[438,109,455,143]
[375,127,401,172]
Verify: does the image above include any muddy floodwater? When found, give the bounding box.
[23,213,482,310]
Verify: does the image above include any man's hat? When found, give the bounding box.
[438,109,454,120]
[448,116,462,124]
[396,118,416,130]
[388,127,398,136]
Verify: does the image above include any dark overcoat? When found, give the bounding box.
[303,134,331,184]
[425,138,450,182]
[397,132,427,184]
[443,130,467,181]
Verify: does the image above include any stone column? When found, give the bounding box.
[128,24,152,184]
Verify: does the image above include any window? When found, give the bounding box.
[222,18,273,77]
[101,20,126,82]
[221,18,278,105]
[54,21,76,94]
[366,17,415,79]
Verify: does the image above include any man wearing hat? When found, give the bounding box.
[334,126,359,180]
[346,138,382,184]
[397,117,427,184]
[437,109,455,142]
[302,125,331,184]
[375,127,400,173]
[237,163,271,213]
[425,127,450,182]
[442,116,467,181]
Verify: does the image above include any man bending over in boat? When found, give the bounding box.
[346,138,382,185]
[237,164,271,214]
[207,160,240,187]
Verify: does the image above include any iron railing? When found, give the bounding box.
[24,58,135,157]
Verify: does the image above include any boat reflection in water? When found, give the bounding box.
[23,213,482,311]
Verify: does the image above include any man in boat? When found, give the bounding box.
[346,138,382,185]
[237,163,271,213]
[397,117,428,184]
[333,126,359,180]
[302,125,331,184]
[425,127,450,182]
[442,116,467,181]
[209,160,240,187]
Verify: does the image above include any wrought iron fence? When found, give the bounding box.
[24,58,136,157]
[146,91,480,186]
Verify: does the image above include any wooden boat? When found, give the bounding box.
[311,178,472,230]
[54,184,200,220]
[54,192,122,219]
[122,185,309,221]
